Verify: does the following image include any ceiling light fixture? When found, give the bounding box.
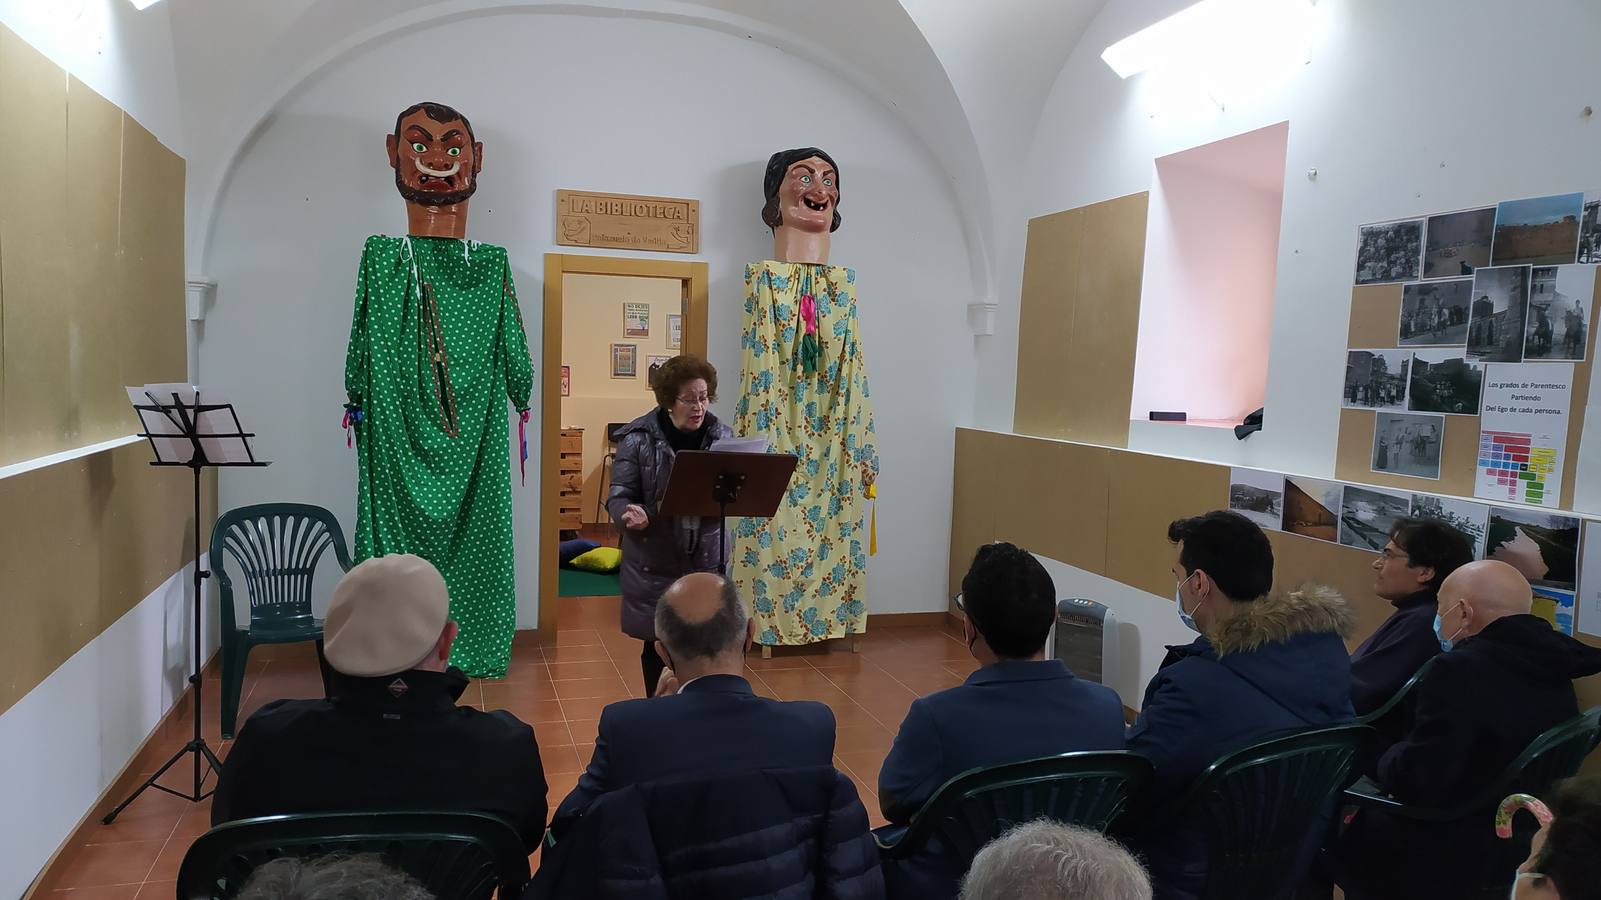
[1101,0,1315,80]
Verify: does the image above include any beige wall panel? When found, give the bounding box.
[1105,451,1228,598]
[990,435,1110,574]
[117,114,187,390]
[1268,531,1391,650]
[1556,269,1601,508]
[1060,193,1148,449]
[1334,407,1478,497]
[948,428,1001,597]
[1013,209,1084,438]
[66,77,127,449]
[0,444,212,716]
[1346,284,1404,348]
[0,28,69,465]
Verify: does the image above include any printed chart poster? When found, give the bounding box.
[1579,521,1601,638]
[1473,363,1573,507]
[1228,468,1285,531]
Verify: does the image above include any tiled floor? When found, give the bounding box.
[31,595,969,896]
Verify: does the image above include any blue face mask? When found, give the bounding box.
[1433,601,1466,652]
[1175,572,1201,633]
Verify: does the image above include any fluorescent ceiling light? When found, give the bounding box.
[1101,0,1315,80]
[128,0,163,9]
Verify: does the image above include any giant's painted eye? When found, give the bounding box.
[447,147,461,157]
[411,142,427,153]
[799,173,812,184]
[823,177,834,187]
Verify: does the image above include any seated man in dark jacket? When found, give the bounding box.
[212,555,548,850]
[1126,511,1355,900]
[1348,517,1472,716]
[875,542,1125,897]
[549,572,836,838]
[1328,560,1601,900]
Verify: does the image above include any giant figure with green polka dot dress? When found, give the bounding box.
[343,102,533,678]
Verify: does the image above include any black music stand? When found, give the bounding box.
[659,450,798,573]
[103,388,269,823]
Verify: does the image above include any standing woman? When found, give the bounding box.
[606,355,734,694]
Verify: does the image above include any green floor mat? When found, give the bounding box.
[558,566,622,597]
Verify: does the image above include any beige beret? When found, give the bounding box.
[323,554,450,677]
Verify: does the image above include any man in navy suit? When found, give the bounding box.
[549,572,836,838]
[878,542,1126,824]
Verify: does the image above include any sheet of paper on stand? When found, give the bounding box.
[126,383,256,464]
[710,436,770,454]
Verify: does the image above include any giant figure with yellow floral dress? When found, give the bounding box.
[343,101,533,678]
[732,148,879,649]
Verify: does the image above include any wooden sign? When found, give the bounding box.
[556,190,700,254]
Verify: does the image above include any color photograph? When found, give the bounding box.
[610,342,637,378]
[1283,476,1343,542]
[1491,193,1583,267]
[1423,207,1494,279]
[646,354,670,388]
[1371,412,1443,480]
[1466,265,1531,362]
[1343,349,1410,410]
[1410,494,1489,559]
[1407,349,1482,415]
[1524,265,1591,362]
[1399,278,1472,346]
[1579,193,1601,264]
[1355,219,1424,285]
[623,302,651,337]
[1340,485,1413,551]
[1486,508,1582,591]
[1532,587,1577,637]
[1228,468,1284,532]
[561,365,570,397]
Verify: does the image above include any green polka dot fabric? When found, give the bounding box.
[344,235,533,678]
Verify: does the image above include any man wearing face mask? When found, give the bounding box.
[1126,510,1355,900]
[1327,560,1601,900]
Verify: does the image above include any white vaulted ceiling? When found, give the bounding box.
[166,0,1107,303]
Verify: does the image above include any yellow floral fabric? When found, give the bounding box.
[733,260,879,646]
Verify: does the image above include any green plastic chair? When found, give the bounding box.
[1152,724,1376,900]
[873,751,1153,862]
[212,503,352,738]
[1356,656,1436,727]
[1344,706,1601,897]
[175,810,529,900]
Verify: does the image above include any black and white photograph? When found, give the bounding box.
[1466,265,1531,362]
[1399,279,1472,345]
[1371,412,1443,480]
[1524,265,1591,362]
[1355,219,1424,285]
[1423,207,1495,278]
[1491,193,1583,267]
[1340,485,1413,551]
[1410,494,1489,559]
[1343,349,1409,410]
[1284,476,1342,542]
[1407,349,1482,415]
[1486,508,1582,591]
[1228,468,1284,532]
[1579,192,1601,265]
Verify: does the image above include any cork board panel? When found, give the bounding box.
[1014,208,1084,438]
[1105,451,1229,598]
[988,435,1111,574]
[0,443,213,716]
[117,113,187,391]
[1059,193,1148,449]
[948,428,1001,598]
[1335,407,1479,497]
[1346,283,1404,348]
[1268,531,1391,651]
[66,77,127,449]
[0,27,69,465]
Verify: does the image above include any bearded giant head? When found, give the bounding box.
[761,147,841,234]
[387,101,483,207]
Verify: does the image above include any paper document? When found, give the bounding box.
[126,383,257,464]
[710,436,769,454]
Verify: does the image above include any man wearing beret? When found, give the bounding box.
[212,555,548,850]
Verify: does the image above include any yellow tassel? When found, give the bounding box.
[866,482,877,556]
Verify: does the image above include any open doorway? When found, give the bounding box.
[537,254,709,637]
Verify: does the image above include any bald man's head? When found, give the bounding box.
[655,573,750,663]
[1437,559,1534,642]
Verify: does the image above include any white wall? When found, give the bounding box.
[198,11,977,623]
[1014,0,1601,496]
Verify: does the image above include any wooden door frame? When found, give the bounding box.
[538,254,709,640]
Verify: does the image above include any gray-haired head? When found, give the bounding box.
[959,820,1151,900]
[234,854,436,900]
[654,572,749,663]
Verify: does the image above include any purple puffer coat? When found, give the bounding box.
[605,409,734,640]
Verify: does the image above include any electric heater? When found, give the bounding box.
[1050,597,1119,687]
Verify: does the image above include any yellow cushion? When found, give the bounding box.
[569,547,622,573]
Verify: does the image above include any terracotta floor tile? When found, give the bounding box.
[482,680,558,705]
[565,718,600,744]
[557,696,625,721]
[838,750,886,788]
[135,882,177,899]
[541,644,613,664]
[146,832,195,881]
[551,676,631,701]
[46,885,143,898]
[545,660,623,681]
[541,745,585,776]
[48,840,163,889]
[834,724,895,754]
[554,629,603,646]
[532,721,573,748]
[497,699,565,724]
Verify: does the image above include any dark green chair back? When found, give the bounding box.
[1357,656,1436,730]
[176,811,529,900]
[1177,724,1374,900]
[876,751,1153,862]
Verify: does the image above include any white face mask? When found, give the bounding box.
[1509,871,1541,900]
